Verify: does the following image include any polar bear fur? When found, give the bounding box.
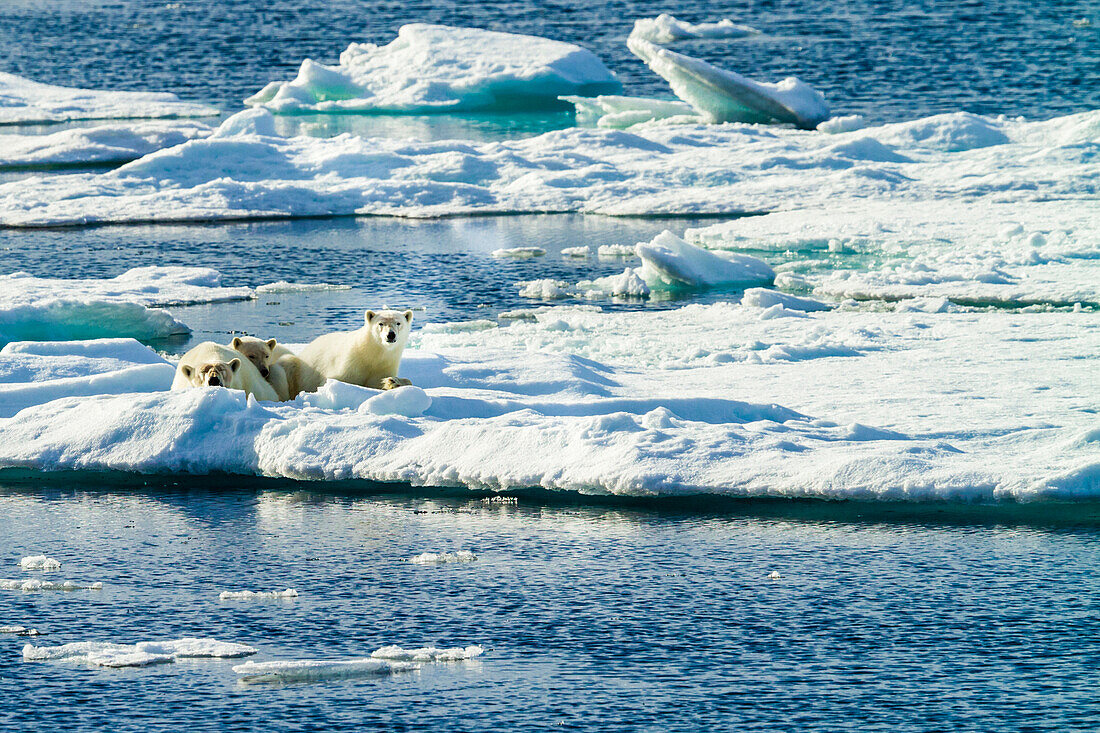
[172,341,279,401]
[296,309,414,393]
[230,336,294,401]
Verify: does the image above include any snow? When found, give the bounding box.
[233,658,417,684]
[244,24,620,114]
[19,555,61,571]
[1,579,102,591]
[0,122,211,169]
[627,36,829,129]
[219,589,298,600]
[409,551,478,564]
[0,108,1093,226]
[0,72,218,125]
[0,267,252,346]
[630,14,760,44]
[23,638,256,667]
[372,644,484,661]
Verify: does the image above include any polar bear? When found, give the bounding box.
[229,336,295,401]
[296,309,414,393]
[171,341,279,401]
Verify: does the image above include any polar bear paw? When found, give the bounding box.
[380,377,413,390]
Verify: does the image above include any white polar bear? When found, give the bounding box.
[171,341,279,401]
[296,309,414,393]
[229,336,302,402]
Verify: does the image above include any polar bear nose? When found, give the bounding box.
[260,366,269,378]
[208,375,221,386]
[386,330,397,343]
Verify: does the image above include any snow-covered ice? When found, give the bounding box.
[371,644,484,661]
[1,579,102,591]
[244,24,620,114]
[630,14,760,44]
[564,94,696,129]
[254,281,351,294]
[0,122,211,169]
[0,108,1093,226]
[0,625,42,635]
[636,230,775,290]
[409,551,478,564]
[18,555,61,571]
[233,658,417,684]
[0,73,217,125]
[219,588,299,600]
[23,638,257,667]
[492,247,546,258]
[627,36,829,129]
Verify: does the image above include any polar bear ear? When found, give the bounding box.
[364,310,376,324]
[403,310,413,323]
[229,358,241,373]
[181,365,193,379]
[266,338,278,350]
[231,337,242,349]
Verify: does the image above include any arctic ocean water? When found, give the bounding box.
[1,1,1099,731]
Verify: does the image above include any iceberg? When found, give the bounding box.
[244,24,620,114]
[627,36,829,129]
[0,72,217,125]
[0,122,211,169]
[630,14,760,45]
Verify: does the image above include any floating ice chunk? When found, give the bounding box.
[19,555,61,571]
[630,14,760,44]
[817,115,867,134]
[0,72,218,125]
[244,24,621,114]
[1,579,102,591]
[23,638,255,667]
[255,281,351,294]
[578,268,651,298]
[360,386,432,417]
[628,37,828,129]
[219,589,299,600]
[563,94,697,128]
[636,231,774,290]
[409,551,478,564]
[371,645,484,662]
[233,658,417,684]
[597,244,636,259]
[518,279,574,299]
[1,625,42,635]
[742,289,831,312]
[0,122,212,169]
[492,247,546,259]
[561,246,591,258]
[767,571,781,580]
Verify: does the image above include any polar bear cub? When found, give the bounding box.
[297,309,413,393]
[230,336,292,401]
[171,341,279,402]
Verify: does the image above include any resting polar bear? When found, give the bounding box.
[171,341,279,401]
[229,336,308,402]
[297,309,413,393]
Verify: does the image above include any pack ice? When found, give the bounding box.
[0,72,217,125]
[0,121,211,169]
[244,24,620,114]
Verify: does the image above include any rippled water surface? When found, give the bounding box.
[2,483,1099,733]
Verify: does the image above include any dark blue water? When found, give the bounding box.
[1,0,1096,126]
[2,483,1100,733]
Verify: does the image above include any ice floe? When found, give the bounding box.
[233,658,417,684]
[409,551,478,564]
[23,638,256,667]
[244,24,620,114]
[0,72,218,125]
[219,589,299,600]
[636,230,774,290]
[0,108,1093,226]
[18,555,61,571]
[564,94,696,128]
[492,247,546,259]
[1,579,102,591]
[0,625,42,636]
[255,281,352,294]
[371,644,484,661]
[0,121,211,169]
[630,14,760,45]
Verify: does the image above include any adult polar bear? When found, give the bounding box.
[295,309,414,395]
[171,341,279,401]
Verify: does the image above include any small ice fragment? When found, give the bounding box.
[23,638,255,667]
[255,281,351,294]
[19,555,61,571]
[561,246,590,258]
[492,247,546,259]
[1,625,42,635]
[371,644,484,662]
[597,244,637,259]
[409,551,478,565]
[518,279,574,299]
[233,658,417,684]
[219,589,299,601]
[0,578,102,591]
[630,14,759,44]
[767,571,781,580]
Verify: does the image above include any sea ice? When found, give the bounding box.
[627,36,829,129]
[0,122,211,169]
[630,14,760,44]
[409,551,478,564]
[244,24,620,114]
[371,644,484,661]
[23,638,257,667]
[597,244,637,259]
[561,246,591,258]
[563,94,696,128]
[233,658,417,684]
[636,231,774,290]
[219,589,299,600]
[0,72,218,125]
[1,579,102,591]
[255,281,352,294]
[1,625,42,635]
[18,555,61,571]
[492,247,546,258]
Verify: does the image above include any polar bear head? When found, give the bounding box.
[365,309,413,350]
[231,336,279,378]
[180,358,240,388]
